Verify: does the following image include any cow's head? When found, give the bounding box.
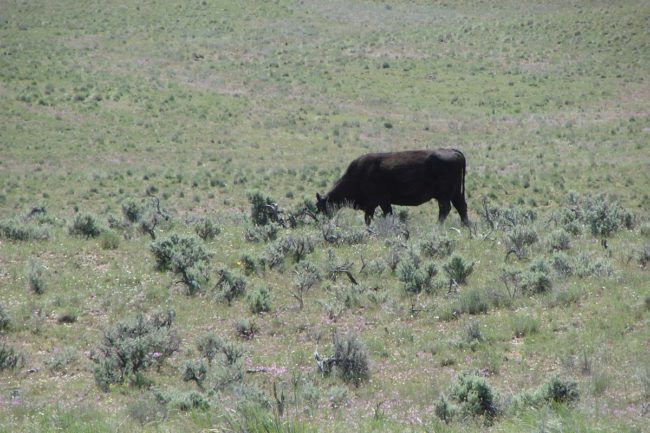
[316,192,328,214]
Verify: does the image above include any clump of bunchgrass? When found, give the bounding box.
[26,259,48,295]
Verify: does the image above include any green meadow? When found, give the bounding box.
[0,0,648,431]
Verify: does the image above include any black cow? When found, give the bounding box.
[316,149,469,226]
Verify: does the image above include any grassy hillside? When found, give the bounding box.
[0,1,648,432]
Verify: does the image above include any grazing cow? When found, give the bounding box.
[316,149,469,226]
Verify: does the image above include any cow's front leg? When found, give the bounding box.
[380,203,393,217]
[364,208,375,225]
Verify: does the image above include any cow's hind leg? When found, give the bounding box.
[438,200,451,224]
[364,208,375,225]
[451,194,469,226]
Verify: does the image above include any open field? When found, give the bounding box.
[1,0,649,431]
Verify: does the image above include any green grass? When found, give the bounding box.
[1,0,649,432]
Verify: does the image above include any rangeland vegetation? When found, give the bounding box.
[0,0,648,432]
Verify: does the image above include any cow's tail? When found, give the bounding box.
[454,148,466,198]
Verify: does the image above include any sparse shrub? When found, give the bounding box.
[327,385,349,409]
[505,226,539,259]
[264,234,314,269]
[465,320,484,343]
[92,310,179,391]
[46,347,77,373]
[248,191,276,226]
[521,269,552,294]
[551,251,574,277]
[128,394,168,425]
[292,261,321,310]
[156,390,210,412]
[181,359,208,389]
[0,218,49,241]
[240,253,258,275]
[572,193,633,236]
[449,370,498,419]
[26,260,47,295]
[332,334,370,386]
[151,234,212,294]
[541,375,579,403]
[0,343,24,371]
[460,288,488,315]
[420,231,456,258]
[69,212,102,238]
[301,381,321,409]
[244,223,279,243]
[235,318,259,339]
[574,252,613,278]
[443,254,474,285]
[640,222,650,237]
[214,268,247,305]
[546,229,571,251]
[196,333,222,364]
[434,395,455,423]
[121,198,144,223]
[372,214,409,239]
[194,217,221,241]
[221,339,244,366]
[99,231,120,250]
[397,253,437,295]
[247,286,271,314]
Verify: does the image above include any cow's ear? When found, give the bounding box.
[316,192,322,201]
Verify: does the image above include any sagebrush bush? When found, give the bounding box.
[151,233,212,294]
[292,261,321,310]
[551,251,574,277]
[69,212,102,238]
[572,193,633,236]
[0,218,49,241]
[194,217,221,241]
[155,390,210,412]
[574,252,613,278]
[181,359,208,389]
[248,191,276,226]
[240,253,258,275]
[235,318,259,339]
[26,260,47,295]
[195,333,218,363]
[397,253,437,295]
[92,310,179,391]
[46,347,77,373]
[420,231,456,258]
[546,229,571,251]
[247,286,271,314]
[465,320,484,343]
[333,334,370,386]
[214,268,247,304]
[512,375,579,412]
[449,370,498,419]
[0,343,24,371]
[505,225,539,258]
[244,223,279,243]
[443,254,474,285]
[264,234,315,269]
[121,198,144,223]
